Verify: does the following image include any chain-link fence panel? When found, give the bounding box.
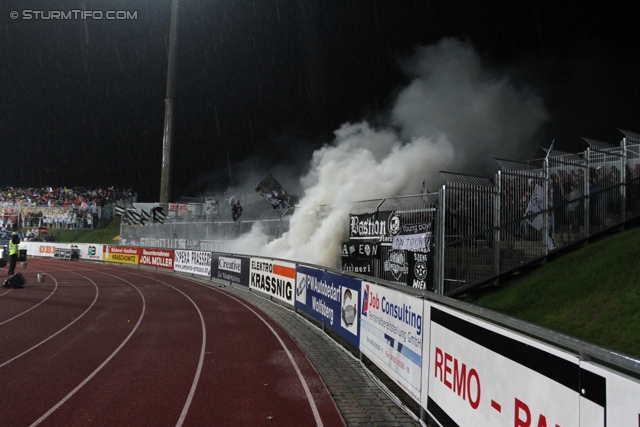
[441,172,498,295]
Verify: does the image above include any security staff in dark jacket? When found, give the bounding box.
[8,232,19,276]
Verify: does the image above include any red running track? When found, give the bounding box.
[0,258,345,427]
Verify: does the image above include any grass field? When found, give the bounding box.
[32,217,640,358]
[41,217,122,244]
[463,226,640,358]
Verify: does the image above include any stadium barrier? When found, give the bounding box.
[23,242,640,426]
[119,131,640,297]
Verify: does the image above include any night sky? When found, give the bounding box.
[1,1,639,201]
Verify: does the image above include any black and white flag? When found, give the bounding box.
[151,207,166,224]
[205,197,219,215]
[255,174,298,209]
[126,209,139,225]
[524,140,557,250]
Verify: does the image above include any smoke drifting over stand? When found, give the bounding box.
[228,38,549,268]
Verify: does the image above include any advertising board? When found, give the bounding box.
[21,242,101,261]
[104,245,139,265]
[174,250,211,276]
[360,281,425,403]
[295,265,360,348]
[423,304,606,427]
[249,257,295,305]
[211,254,250,285]
[69,244,104,260]
[138,248,174,269]
[22,241,60,258]
[580,361,640,427]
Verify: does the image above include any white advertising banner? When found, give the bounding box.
[423,304,606,427]
[360,281,425,403]
[22,242,105,261]
[580,361,640,427]
[391,233,430,251]
[249,257,295,306]
[174,250,211,276]
[22,241,63,258]
[69,244,104,261]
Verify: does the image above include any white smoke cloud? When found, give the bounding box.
[230,38,548,268]
[393,39,548,176]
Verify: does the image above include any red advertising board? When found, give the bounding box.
[138,248,175,269]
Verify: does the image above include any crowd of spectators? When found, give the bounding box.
[0,186,134,208]
[0,186,136,233]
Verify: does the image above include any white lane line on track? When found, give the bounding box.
[33,263,323,426]
[0,272,97,368]
[0,271,58,326]
[29,271,146,427]
[179,277,324,427]
[123,271,207,427]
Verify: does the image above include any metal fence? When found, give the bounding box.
[124,208,295,252]
[1,203,114,230]
[120,131,640,296]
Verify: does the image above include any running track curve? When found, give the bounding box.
[0,258,345,427]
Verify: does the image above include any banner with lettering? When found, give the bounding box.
[423,303,593,427]
[174,250,212,276]
[392,221,433,251]
[349,211,397,243]
[408,249,434,291]
[361,281,426,403]
[22,242,102,260]
[138,248,175,270]
[380,247,410,285]
[341,241,379,259]
[249,257,296,305]
[295,265,360,347]
[341,258,376,277]
[211,254,250,285]
[104,245,140,265]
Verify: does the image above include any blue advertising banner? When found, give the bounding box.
[295,265,360,348]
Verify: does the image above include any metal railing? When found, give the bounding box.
[120,131,640,296]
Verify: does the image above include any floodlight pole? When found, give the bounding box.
[159,0,179,204]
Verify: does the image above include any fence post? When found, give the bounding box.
[493,172,501,284]
[436,186,446,295]
[584,148,591,238]
[621,140,627,225]
[543,159,549,256]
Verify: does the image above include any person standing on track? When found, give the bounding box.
[7,231,20,276]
